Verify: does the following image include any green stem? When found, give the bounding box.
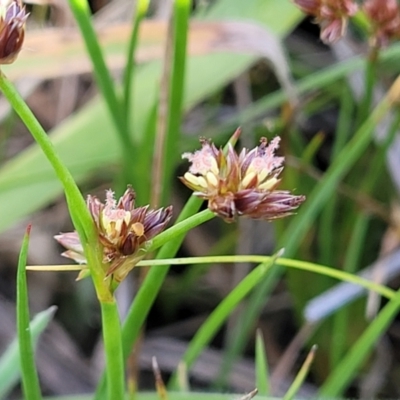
[67,0,134,184]
[356,47,379,128]
[17,226,42,400]
[158,0,191,205]
[101,301,126,400]
[148,209,214,251]
[135,255,395,300]
[123,0,150,124]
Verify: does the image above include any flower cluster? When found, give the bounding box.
[293,0,358,43]
[180,136,305,222]
[363,0,400,47]
[55,186,173,283]
[293,0,400,47]
[0,0,28,64]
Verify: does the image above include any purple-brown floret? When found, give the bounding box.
[180,135,305,222]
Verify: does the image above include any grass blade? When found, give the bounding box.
[17,225,42,400]
[282,345,317,400]
[255,329,270,396]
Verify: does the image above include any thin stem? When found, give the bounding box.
[148,209,214,251]
[356,47,379,127]
[27,255,396,301]
[101,301,126,400]
[67,0,134,184]
[123,0,150,125]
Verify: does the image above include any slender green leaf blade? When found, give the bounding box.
[255,329,270,396]
[17,225,42,400]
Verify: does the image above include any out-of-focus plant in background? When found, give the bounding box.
[1,0,400,399]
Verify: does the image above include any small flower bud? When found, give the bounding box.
[0,0,28,64]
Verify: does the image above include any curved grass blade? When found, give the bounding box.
[17,225,42,400]
[282,345,317,400]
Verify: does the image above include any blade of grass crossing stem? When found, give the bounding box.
[217,75,400,383]
[255,329,270,396]
[160,0,190,205]
[282,345,317,400]
[93,196,205,400]
[0,306,56,399]
[319,290,400,397]
[168,250,284,389]
[17,226,42,400]
[66,0,134,185]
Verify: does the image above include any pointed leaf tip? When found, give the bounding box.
[25,224,32,235]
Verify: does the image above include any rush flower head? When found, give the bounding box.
[180,135,305,222]
[55,186,173,283]
[0,0,28,64]
[363,0,400,47]
[293,0,358,43]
